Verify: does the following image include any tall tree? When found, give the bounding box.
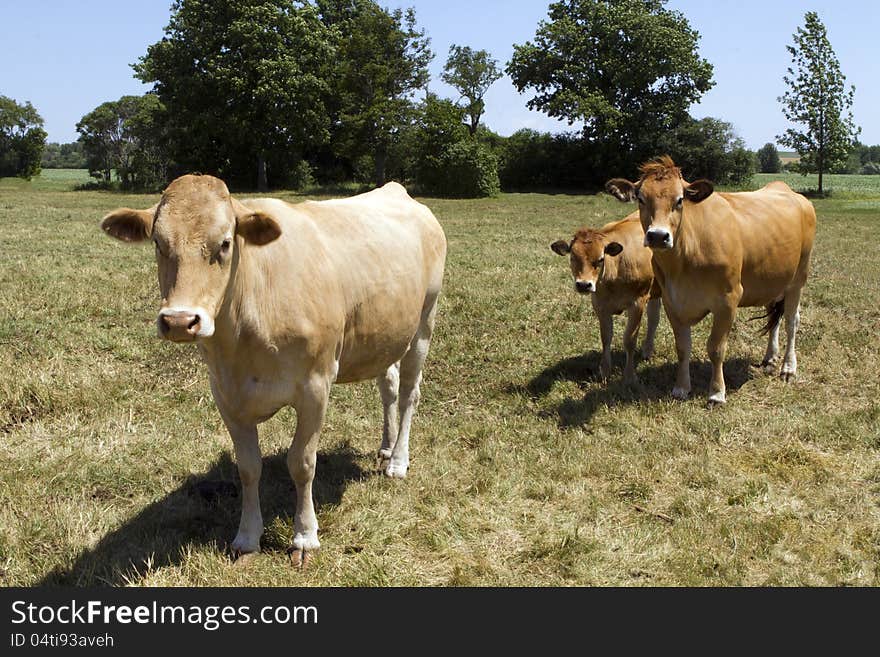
[0,95,47,179]
[507,0,713,176]
[76,95,168,189]
[757,143,782,174]
[777,11,859,194]
[318,0,433,186]
[441,45,502,136]
[135,0,335,190]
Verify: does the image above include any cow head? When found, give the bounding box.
[605,155,713,250]
[100,174,281,342]
[551,229,623,295]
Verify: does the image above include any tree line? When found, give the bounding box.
[0,1,868,195]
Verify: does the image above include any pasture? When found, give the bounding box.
[1,170,878,586]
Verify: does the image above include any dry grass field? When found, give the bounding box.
[1,170,878,586]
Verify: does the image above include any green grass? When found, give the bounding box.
[1,169,878,586]
[751,172,880,198]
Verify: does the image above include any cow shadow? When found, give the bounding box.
[38,443,369,586]
[514,350,755,428]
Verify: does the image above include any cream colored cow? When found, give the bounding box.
[101,174,447,565]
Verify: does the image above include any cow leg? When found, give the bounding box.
[597,309,614,381]
[387,293,438,479]
[707,304,736,405]
[781,289,803,382]
[376,363,400,467]
[762,318,781,374]
[668,315,692,400]
[641,297,661,360]
[622,301,645,384]
[288,376,330,567]
[226,421,263,556]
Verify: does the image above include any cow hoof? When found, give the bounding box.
[377,449,392,471]
[641,347,655,361]
[707,392,727,407]
[672,387,690,400]
[780,370,796,383]
[287,548,313,570]
[761,359,778,375]
[384,459,409,479]
[230,534,261,556]
[232,551,259,566]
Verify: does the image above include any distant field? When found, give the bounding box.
[1,170,878,586]
[751,172,880,197]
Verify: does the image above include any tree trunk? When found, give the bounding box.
[257,153,268,192]
[374,150,387,187]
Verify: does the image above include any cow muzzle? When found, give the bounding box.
[575,280,596,294]
[158,309,204,342]
[645,228,673,250]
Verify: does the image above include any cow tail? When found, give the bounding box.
[755,298,785,336]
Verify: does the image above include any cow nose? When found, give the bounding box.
[645,228,672,249]
[575,280,595,294]
[159,311,201,342]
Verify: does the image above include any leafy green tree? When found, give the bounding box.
[135,0,335,190]
[441,45,502,136]
[0,95,47,179]
[318,0,433,186]
[498,129,592,191]
[658,116,754,184]
[777,11,860,194]
[757,143,782,173]
[507,0,713,177]
[76,94,168,189]
[42,142,87,169]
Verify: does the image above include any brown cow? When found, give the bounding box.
[606,156,816,404]
[551,214,661,383]
[100,174,447,565]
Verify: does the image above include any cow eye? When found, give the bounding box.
[594,257,604,267]
[675,197,684,209]
[220,239,231,254]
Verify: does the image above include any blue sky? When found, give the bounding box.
[1,0,877,149]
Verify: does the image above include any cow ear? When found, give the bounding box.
[684,179,714,203]
[604,241,623,257]
[605,178,638,203]
[100,205,156,243]
[550,240,571,256]
[232,198,282,246]
[237,212,282,246]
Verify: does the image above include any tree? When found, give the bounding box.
[0,95,47,179]
[757,143,782,173]
[76,95,168,189]
[135,0,335,190]
[507,0,713,177]
[777,11,860,194]
[658,116,754,184]
[441,45,502,136]
[42,142,87,169]
[318,0,433,186]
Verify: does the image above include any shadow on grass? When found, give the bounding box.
[39,443,368,586]
[511,350,756,428]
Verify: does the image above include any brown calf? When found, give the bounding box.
[551,214,661,383]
